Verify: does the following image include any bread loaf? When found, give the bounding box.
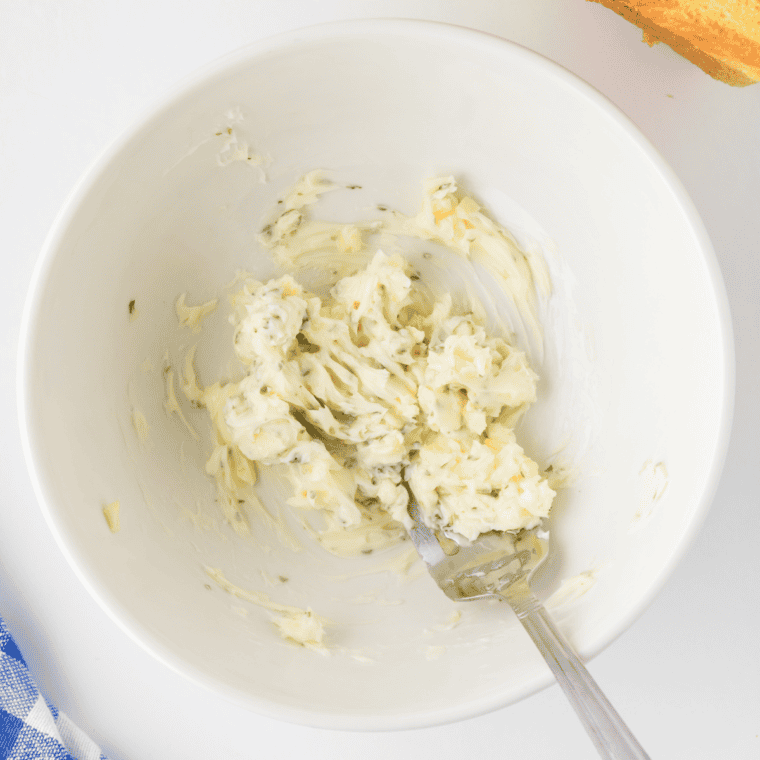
[588,0,760,86]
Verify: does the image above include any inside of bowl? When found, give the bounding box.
[22,23,730,728]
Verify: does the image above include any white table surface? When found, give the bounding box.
[2,2,758,758]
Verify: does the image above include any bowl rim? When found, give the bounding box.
[17,17,735,731]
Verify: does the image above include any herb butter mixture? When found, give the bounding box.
[184,175,555,558]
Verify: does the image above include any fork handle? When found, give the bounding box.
[512,596,650,760]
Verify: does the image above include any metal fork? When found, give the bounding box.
[407,497,650,760]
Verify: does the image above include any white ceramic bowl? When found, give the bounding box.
[18,20,733,730]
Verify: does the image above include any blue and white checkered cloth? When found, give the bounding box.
[0,616,108,760]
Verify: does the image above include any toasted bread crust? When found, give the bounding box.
[589,0,760,86]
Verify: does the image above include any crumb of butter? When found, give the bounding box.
[103,501,121,533]
[131,407,151,446]
[204,566,331,654]
[175,293,218,334]
[631,459,669,529]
